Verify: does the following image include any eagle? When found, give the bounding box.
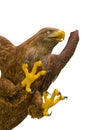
[0,27,79,130]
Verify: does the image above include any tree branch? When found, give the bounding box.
[40,30,79,92]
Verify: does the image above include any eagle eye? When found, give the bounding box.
[47,30,51,34]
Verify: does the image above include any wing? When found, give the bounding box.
[0,36,16,70]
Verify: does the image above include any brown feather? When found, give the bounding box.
[0,28,79,130]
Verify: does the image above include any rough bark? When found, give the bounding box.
[39,30,79,92]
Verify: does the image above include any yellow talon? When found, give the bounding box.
[21,61,46,93]
[42,89,67,116]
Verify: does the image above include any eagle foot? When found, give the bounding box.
[42,89,68,116]
[21,60,46,93]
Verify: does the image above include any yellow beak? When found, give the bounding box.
[48,30,65,42]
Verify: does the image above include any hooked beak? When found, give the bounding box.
[48,30,65,42]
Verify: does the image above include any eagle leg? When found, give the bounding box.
[21,60,46,93]
[42,89,67,116]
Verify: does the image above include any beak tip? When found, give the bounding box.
[57,30,65,41]
[60,30,65,39]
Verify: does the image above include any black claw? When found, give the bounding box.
[29,89,35,94]
[46,91,51,96]
[48,111,52,116]
[58,92,68,99]
[64,96,68,99]
[42,59,48,65]
[24,59,29,64]
[58,92,61,96]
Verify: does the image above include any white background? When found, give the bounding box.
[0,0,92,130]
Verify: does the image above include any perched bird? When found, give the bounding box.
[0,28,65,85]
[0,27,79,130]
